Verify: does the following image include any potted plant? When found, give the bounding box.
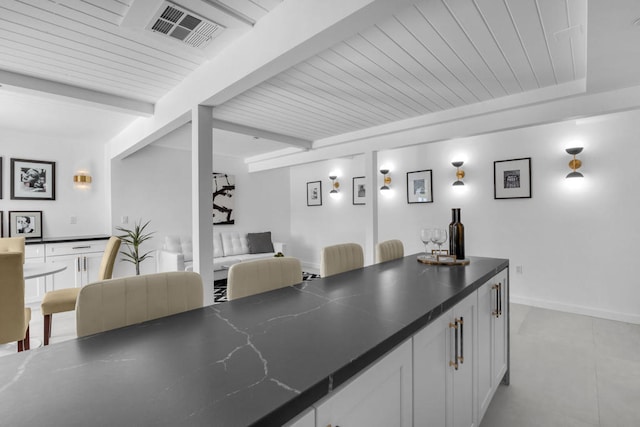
[116,219,155,275]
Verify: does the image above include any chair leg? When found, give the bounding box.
[44,314,51,346]
[24,326,30,350]
[18,339,23,352]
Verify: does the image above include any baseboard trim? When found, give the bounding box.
[511,295,640,325]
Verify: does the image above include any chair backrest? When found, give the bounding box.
[227,257,302,301]
[97,236,121,281]
[0,252,27,344]
[375,239,405,263]
[0,237,25,264]
[320,243,364,278]
[76,271,204,338]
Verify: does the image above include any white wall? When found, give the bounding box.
[0,129,109,237]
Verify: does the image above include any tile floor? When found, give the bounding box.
[3,303,639,426]
[480,304,640,427]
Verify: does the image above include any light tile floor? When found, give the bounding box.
[3,303,639,427]
[481,304,640,427]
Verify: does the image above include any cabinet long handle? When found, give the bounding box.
[492,284,500,318]
[449,320,459,370]
[498,282,503,316]
[458,317,464,364]
[83,256,87,271]
[72,245,91,250]
[76,257,81,273]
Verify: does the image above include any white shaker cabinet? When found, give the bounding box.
[477,269,509,421]
[315,339,413,427]
[414,291,478,427]
[24,243,46,302]
[45,240,107,291]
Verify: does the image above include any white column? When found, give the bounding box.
[192,105,214,306]
[364,150,379,265]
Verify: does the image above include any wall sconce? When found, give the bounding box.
[380,169,391,191]
[329,175,339,197]
[73,173,92,186]
[566,147,583,178]
[452,161,465,186]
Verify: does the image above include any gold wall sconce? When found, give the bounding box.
[73,173,92,186]
[566,147,583,178]
[452,161,465,186]
[329,175,340,197]
[380,169,391,191]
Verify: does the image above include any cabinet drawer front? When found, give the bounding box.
[25,244,45,260]
[46,240,108,257]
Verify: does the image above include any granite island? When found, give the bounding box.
[0,255,509,426]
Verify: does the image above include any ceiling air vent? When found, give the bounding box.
[147,2,223,48]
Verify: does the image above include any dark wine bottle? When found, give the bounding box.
[449,208,465,260]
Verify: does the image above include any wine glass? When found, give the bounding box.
[431,228,448,257]
[420,228,433,258]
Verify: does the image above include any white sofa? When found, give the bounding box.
[156,231,285,281]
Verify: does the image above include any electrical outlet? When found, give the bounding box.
[121,216,128,224]
[516,265,523,274]
[70,216,77,224]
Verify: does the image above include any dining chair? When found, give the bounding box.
[0,237,26,264]
[375,239,404,263]
[76,271,203,338]
[320,243,364,278]
[0,252,31,352]
[41,236,121,345]
[227,257,302,300]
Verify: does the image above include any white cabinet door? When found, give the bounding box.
[477,270,509,422]
[45,240,107,291]
[47,254,81,291]
[24,244,46,303]
[315,340,412,427]
[414,292,477,427]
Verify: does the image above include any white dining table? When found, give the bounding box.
[23,262,67,280]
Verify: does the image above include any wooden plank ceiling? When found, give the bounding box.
[0,0,587,154]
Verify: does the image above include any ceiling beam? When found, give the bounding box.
[0,69,154,117]
[211,119,312,150]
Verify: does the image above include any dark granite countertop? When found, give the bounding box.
[24,234,111,244]
[0,255,507,426]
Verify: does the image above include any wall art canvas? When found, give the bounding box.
[9,210,43,238]
[11,158,56,200]
[407,170,433,203]
[352,176,366,205]
[213,172,235,225]
[494,157,532,199]
[307,181,322,206]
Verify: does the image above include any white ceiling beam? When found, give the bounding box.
[0,69,154,116]
[108,0,416,159]
[246,84,640,172]
[211,119,312,150]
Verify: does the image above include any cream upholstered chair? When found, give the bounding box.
[76,271,203,338]
[0,237,26,263]
[227,257,303,300]
[375,239,405,263]
[0,252,31,352]
[320,243,364,278]
[41,236,121,345]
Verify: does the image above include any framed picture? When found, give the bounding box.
[407,170,433,203]
[306,181,322,206]
[352,176,366,205]
[494,157,532,199]
[11,158,56,200]
[9,211,43,238]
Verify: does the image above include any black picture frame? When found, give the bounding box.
[494,157,532,199]
[10,158,56,200]
[406,170,433,203]
[352,176,366,205]
[8,210,43,238]
[306,181,322,206]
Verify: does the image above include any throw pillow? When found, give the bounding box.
[247,232,274,254]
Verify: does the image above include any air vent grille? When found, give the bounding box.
[147,2,223,48]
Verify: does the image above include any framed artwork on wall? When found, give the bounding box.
[406,170,433,203]
[307,181,322,206]
[213,172,235,225]
[9,210,43,238]
[494,157,532,199]
[10,158,56,200]
[352,176,366,205]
